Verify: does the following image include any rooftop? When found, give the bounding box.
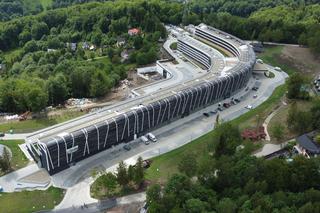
[297,133,320,154]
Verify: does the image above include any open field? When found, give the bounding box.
[146,84,286,183]
[0,140,28,175]
[267,100,314,143]
[0,187,64,213]
[258,46,298,76]
[0,111,85,134]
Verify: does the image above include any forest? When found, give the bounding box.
[146,122,320,213]
[0,0,320,113]
[0,0,170,113]
[0,0,43,21]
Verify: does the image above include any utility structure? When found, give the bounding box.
[26,24,256,175]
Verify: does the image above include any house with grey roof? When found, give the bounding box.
[296,132,320,158]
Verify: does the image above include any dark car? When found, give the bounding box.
[217,107,223,111]
[234,98,240,103]
[0,132,5,137]
[252,87,259,91]
[142,160,152,169]
[203,112,210,117]
[223,103,230,108]
[123,144,131,151]
[210,110,218,114]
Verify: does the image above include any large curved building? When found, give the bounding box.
[26,24,256,175]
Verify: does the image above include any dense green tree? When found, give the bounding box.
[23,40,38,53]
[271,122,285,142]
[287,73,309,100]
[47,74,69,105]
[0,147,11,173]
[310,99,320,129]
[133,156,145,186]
[146,184,161,204]
[184,198,209,213]
[89,70,111,97]
[116,161,128,186]
[178,153,198,177]
[213,122,241,157]
[31,22,49,40]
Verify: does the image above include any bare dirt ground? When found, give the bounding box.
[97,69,148,104]
[281,46,320,77]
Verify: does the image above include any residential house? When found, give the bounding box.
[128,28,140,36]
[295,132,320,158]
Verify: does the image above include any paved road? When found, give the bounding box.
[0,163,39,192]
[51,67,287,211]
[1,133,31,140]
[133,35,206,95]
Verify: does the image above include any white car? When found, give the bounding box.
[141,136,149,145]
[245,105,253,109]
[274,67,282,72]
[147,133,157,142]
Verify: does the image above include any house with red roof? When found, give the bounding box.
[128,28,140,36]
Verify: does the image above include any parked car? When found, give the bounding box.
[140,202,148,213]
[123,144,131,151]
[0,185,3,192]
[141,136,149,145]
[0,132,4,137]
[252,87,259,91]
[217,107,223,111]
[147,133,157,142]
[253,95,258,98]
[245,87,249,91]
[245,105,253,109]
[203,112,210,117]
[142,160,152,169]
[274,67,282,71]
[210,110,218,114]
[234,98,240,103]
[223,103,231,108]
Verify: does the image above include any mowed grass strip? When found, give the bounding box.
[146,84,287,183]
[0,111,85,133]
[0,187,64,213]
[0,140,28,172]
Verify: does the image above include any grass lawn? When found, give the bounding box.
[268,100,313,143]
[39,0,52,10]
[146,84,287,183]
[0,140,28,173]
[0,111,85,133]
[258,46,299,76]
[0,187,64,213]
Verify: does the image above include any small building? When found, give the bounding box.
[47,49,57,53]
[296,133,320,158]
[250,42,264,53]
[66,42,77,51]
[71,43,77,51]
[128,28,140,36]
[116,37,126,47]
[89,45,96,51]
[82,42,90,50]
